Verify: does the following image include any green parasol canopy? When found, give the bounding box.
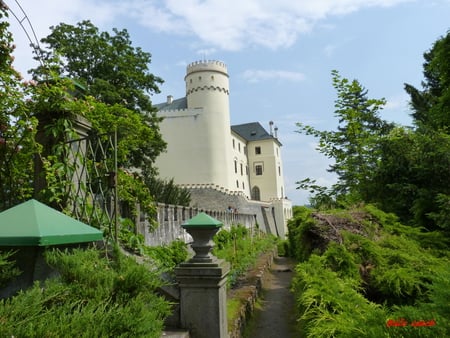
[0,199,103,246]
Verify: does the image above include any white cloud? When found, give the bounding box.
[6,0,414,71]
[242,69,305,83]
[124,0,411,51]
[384,93,409,111]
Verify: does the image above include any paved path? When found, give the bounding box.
[244,256,298,338]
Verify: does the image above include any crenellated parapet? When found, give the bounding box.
[186,60,228,77]
[186,85,229,96]
[179,183,248,198]
[158,108,203,118]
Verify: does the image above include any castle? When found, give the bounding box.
[154,60,292,237]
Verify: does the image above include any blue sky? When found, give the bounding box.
[6,0,450,205]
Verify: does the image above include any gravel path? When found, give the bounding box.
[244,256,298,338]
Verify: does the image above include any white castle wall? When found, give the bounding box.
[157,60,234,191]
[248,138,285,201]
[230,132,251,197]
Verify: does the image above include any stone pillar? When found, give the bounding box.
[33,113,91,209]
[175,212,230,338]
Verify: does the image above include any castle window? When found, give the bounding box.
[246,166,249,175]
[255,164,263,176]
[255,146,261,155]
[211,75,214,81]
[240,163,243,176]
[199,76,202,81]
[232,139,235,149]
[236,180,239,188]
[251,186,261,201]
[242,182,245,189]
[238,143,241,152]
[278,166,281,176]
[234,160,237,173]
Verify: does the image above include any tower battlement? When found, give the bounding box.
[186,60,228,78]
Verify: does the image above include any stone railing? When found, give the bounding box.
[140,203,257,247]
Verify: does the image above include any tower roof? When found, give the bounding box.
[231,122,281,145]
[154,97,187,111]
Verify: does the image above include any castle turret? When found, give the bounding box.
[185,60,230,112]
[155,60,233,191]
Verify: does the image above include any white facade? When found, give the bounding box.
[155,60,292,235]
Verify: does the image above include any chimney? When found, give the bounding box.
[269,121,274,135]
[274,126,278,138]
[167,95,173,104]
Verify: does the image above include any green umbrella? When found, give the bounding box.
[0,199,103,246]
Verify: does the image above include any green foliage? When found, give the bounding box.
[118,219,146,254]
[0,247,170,337]
[0,250,21,288]
[143,240,188,272]
[287,206,322,261]
[296,70,393,203]
[213,225,276,287]
[32,20,166,171]
[118,170,156,225]
[374,128,450,230]
[276,239,289,257]
[145,176,191,206]
[0,6,39,210]
[296,32,450,234]
[290,205,450,337]
[322,242,358,279]
[405,30,450,130]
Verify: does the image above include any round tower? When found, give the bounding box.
[185,60,230,111]
[183,60,233,190]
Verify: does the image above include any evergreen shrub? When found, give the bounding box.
[0,246,171,337]
[290,205,450,337]
[213,225,276,287]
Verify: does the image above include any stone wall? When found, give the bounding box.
[140,203,257,247]
[137,187,287,247]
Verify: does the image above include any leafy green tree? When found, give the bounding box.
[0,5,39,210]
[32,20,166,170]
[374,128,450,229]
[405,30,450,130]
[373,31,450,230]
[296,70,393,204]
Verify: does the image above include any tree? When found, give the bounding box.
[31,20,166,170]
[145,176,191,206]
[405,30,450,130]
[296,70,393,204]
[0,4,39,210]
[376,31,450,229]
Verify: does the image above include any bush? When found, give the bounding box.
[0,246,171,337]
[213,225,276,287]
[143,239,188,271]
[0,250,21,288]
[287,206,320,261]
[290,205,450,337]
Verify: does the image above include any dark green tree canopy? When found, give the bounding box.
[405,30,450,130]
[31,20,166,169]
[33,20,162,113]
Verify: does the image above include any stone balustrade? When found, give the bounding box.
[139,203,257,247]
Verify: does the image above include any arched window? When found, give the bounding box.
[251,186,261,201]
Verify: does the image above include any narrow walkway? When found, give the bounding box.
[244,256,297,338]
